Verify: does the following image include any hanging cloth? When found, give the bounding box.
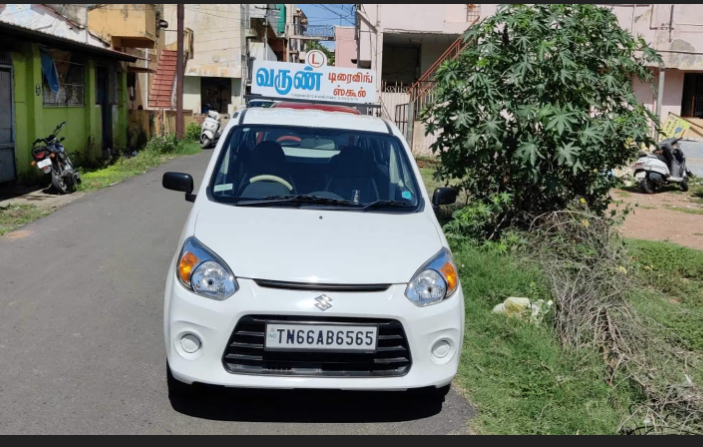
[40,51,60,94]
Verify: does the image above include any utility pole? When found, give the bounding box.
[176,3,184,140]
[255,5,272,61]
[264,9,268,61]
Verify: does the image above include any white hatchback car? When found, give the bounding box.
[162,104,464,399]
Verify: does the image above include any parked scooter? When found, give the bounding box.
[31,122,81,194]
[634,137,692,193]
[200,105,223,149]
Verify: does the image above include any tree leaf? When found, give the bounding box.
[517,141,540,166]
[557,143,580,166]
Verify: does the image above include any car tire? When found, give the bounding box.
[167,364,194,399]
[681,178,689,192]
[640,177,655,194]
[408,384,451,401]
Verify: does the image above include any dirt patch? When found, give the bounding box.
[611,188,703,250]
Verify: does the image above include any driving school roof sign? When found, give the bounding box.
[252,60,377,105]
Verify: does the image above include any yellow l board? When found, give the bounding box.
[662,113,691,138]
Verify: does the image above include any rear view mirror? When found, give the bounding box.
[163,172,196,202]
[432,187,457,207]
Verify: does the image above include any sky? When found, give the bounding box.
[296,4,355,50]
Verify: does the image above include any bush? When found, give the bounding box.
[423,4,662,225]
[185,122,201,142]
[443,193,512,242]
[144,134,179,154]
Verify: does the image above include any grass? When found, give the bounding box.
[664,205,703,215]
[416,165,703,433]
[0,204,50,236]
[450,238,703,434]
[78,140,201,192]
[451,243,639,435]
[626,239,703,351]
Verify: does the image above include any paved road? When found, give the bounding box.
[0,152,474,435]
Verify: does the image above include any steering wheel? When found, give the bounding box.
[249,175,293,191]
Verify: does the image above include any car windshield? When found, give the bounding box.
[209,125,422,212]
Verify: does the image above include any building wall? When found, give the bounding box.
[608,4,703,71]
[163,4,243,78]
[183,76,201,114]
[249,42,277,62]
[364,4,472,35]
[87,4,156,45]
[9,43,126,178]
[420,42,452,75]
[335,26,357,68]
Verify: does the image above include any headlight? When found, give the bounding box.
[405,248,458,307]
[177,237,238,300]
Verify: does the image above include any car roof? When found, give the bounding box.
[239,108,391,134]
[271,102,361,115]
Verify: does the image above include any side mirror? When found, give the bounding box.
[432,187,457,207]
[163,172,196,202]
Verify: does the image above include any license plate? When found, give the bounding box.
[265,324,378,352]
[37,159,52,170]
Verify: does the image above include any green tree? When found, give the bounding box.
[306,40,335,66]
[423,4,662,223]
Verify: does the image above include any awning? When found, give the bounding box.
[0,21,137,62]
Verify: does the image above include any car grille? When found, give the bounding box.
[222,315,412,377]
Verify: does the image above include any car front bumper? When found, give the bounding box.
[165,274,464,391]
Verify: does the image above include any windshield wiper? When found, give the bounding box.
[359,200,416,211]
[236,194,357,207]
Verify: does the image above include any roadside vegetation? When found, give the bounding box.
[78,133,201,192]
[0,204,50,237]
[420,4,702,435]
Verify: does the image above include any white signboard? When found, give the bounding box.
[252,60,377,105]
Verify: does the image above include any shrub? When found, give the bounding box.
[144,134,179,154]
[443,192,512,242]
[185,122,201,142]
[423,4,662,224]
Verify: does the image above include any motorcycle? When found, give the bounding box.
[634,137,692,194]
[200,107,223,149]
[31,122,81,194]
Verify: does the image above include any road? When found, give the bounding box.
[0,152,474,435]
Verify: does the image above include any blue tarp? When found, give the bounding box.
[40,51,60,94]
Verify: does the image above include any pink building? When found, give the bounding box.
[357,4,703,154]
[609,4,703,127]
[334,26,357,68]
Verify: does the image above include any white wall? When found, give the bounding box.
[163,4,243,78]
[184,76,201,114]
[249,41,277,62]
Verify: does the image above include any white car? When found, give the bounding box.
[162,104,464,399]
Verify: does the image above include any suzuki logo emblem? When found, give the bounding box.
[314,294,333,311]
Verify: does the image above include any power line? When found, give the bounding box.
[311,4,355,25]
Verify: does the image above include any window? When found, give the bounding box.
[41,48,85,107]
[210,125,422,212]
[467,4,480,22]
